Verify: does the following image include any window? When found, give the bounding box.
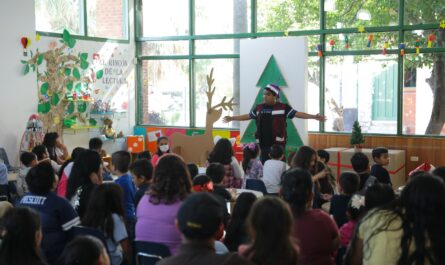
[137,0,445,136]
[35,0,128,40]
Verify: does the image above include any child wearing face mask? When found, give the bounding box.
[151,136,171,168]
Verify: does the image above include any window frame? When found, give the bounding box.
[35,0,130,43]
[135,0,445,136]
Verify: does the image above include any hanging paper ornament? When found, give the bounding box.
[427,33,436,48]
[357,25,365,33]
[415,39,421,54]
[367,34,374,48]
[399,43,406,56]
[21,37,31,56]
[382,41,389,55]
[440,20,445,29]
[344,35,350,49]
[329,39,335,51]
[317,44,323,57]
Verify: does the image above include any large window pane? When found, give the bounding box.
[403,53,445,135]
[195,0,250,35]
[141,60,190,126]
[257,0,320,32]
[308,57,320,132]
[141,0,188,37]
[35,0,82,34]
[325,1,398,28]
[140,41,189,56]
[194,59,240,128]
[405,0,445,25]
[87,0,127,39]
[325,55,398,134]
[195,39,240,55]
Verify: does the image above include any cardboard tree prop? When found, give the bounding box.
[240,55,304,157]
[21,30,104,135]
[170,68,236,165]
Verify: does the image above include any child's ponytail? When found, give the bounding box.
[242,143,258,172]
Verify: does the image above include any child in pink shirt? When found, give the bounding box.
[339,194,365,247]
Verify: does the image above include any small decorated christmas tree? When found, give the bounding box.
[350,120,365,147]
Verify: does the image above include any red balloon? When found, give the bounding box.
[21,37,28,48]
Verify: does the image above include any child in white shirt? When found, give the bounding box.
[263,144,287,194]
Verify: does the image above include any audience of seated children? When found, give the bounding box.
[43,132,69,165]
[329,171,360,228]
[136,150,152,161]
[66,149,102,218]
[242,143,263,183]
[313,161,333,208]
[135,154,192,254]
[364,182,395,210]
[239,197,299,265]
[350,152,377,195]
[206,162,232,203]
[19,162,80,265]
[158,193,253,265]
[111,151,136,240]
[57,147,86,197]
[82,183,130,265]
[347,173,445,265]
[207,138,243,189]
[187,163,199,179]
[0,207,47,265]
[262,144,286,194]
[17,151,37,196]
[223,192,257,252]
[370,147,392,186]
[282,168,339,265]
[32,144,61,173]
[89,137,112,181]
[58,236,110,265]
[130,159,153,207]
[151,136,171,167]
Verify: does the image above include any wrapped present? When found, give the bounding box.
[127,135,145,153]
[326,147,406,189]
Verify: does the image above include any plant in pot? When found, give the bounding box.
[350,120,365,151]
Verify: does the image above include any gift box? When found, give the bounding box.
[127,135,145,153]
[326,147,406,189]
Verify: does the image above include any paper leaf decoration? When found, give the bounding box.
[40,83,49,94]
[64,68,71,76]
[80,60,89,70]
[77,101,87,113]
[51,93,60,106]
[23,64,30,75]
[73,68,80,80]
[62,30,71,44]
[38,102,51,114]
[37,54,44,65]
[96,69,104,79]
[89,118,97,126]
[67,102,75,114]
[80,53,88,61]
[75,83,82,92]
[66,81,73,91]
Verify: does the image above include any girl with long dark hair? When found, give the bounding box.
[242,143,263,183]
[82,183,130,265]
[282,168,339,265]
[347,173,445,265]
[135,154,192,254]
[207,138,243,188]
[66,149,102,218]
[0,207,47,265]
[43,132,68,164]
[240,196,299,265]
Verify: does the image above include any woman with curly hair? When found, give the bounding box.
[135,154,192,254]
[346,173,445,265]
[207,138,243,188]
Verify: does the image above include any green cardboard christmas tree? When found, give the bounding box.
[240,55,304,156]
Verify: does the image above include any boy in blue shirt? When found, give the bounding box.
[112,150,136,239]
[370,147,392,186]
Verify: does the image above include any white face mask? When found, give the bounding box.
[159,144,169,153]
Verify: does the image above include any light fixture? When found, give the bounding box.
[357,9,371,21]
[325,0,336,12]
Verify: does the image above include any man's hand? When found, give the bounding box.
[314,113,327,122]
[222,116,232,123]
